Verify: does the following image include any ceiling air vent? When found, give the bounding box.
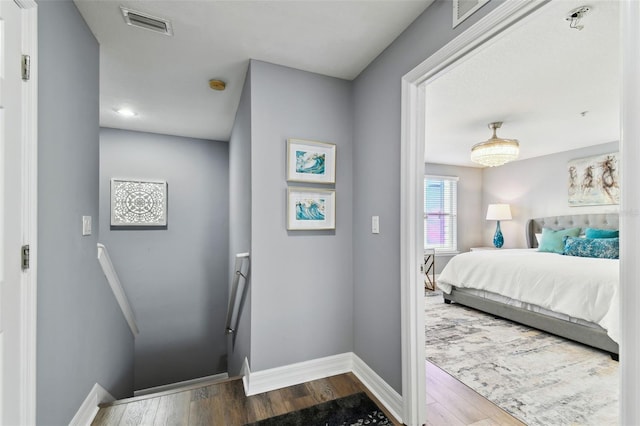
[452,0,490,28]
[120,6,173,36]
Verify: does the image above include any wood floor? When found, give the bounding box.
[91,373,400,426]
[92,363,523,426]
[426,360,525,426]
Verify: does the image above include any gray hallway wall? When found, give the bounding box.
[249,60,354,371]
[37,1,134,424]
[99,128,229,390]
[352,0,505,393]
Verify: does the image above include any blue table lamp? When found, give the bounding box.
[486,204,512,248]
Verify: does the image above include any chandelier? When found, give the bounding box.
[470,122,520,167]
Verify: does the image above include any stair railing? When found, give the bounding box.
[225,253,250,335]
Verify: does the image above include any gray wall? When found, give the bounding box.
[37,1,134,424]
[424,163,483,272]
[482,141,619,248]
[228,67,252,376]
[249,60,354,371]
[352,0,505,392]
[99,128,229,390]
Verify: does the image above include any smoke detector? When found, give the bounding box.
[120,6,173,36]
[565,6,591,31]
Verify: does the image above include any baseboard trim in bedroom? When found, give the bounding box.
[242,352,403,423]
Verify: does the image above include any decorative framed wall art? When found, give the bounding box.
[568,152,619,206]
[286,139,336,184]
[287,187,336,230]
[111,178,168,227]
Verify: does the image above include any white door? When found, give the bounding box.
[0,1,29,424]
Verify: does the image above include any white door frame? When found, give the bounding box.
[400,1,638,424]
[14,0,37,424]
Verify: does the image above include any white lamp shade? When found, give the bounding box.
[486,204,512,221]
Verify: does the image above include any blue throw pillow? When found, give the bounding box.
[585,227,619,239]
[538,227,581,254]
[563,236,619,259]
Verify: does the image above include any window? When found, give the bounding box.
[424,175,458,253]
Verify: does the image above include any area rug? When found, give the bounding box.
[425,295,619,426]
[243,392,392,425]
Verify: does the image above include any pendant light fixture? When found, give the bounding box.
[470,122,520,167]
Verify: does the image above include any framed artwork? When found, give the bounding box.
[111,178,168,227]
[287,187,336,230]
[286,139,336,184]
[568,152,619,206]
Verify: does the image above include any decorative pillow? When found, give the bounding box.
[538,227,581,254]
[585,227,619,239]
[563,236,619,259]
[535,233,542,245]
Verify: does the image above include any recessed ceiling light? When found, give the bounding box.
[115,107,138,117]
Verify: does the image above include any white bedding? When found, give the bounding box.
[436,249,620,343]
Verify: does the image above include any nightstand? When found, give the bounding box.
[470,247,498,251]
[423,249,435,291]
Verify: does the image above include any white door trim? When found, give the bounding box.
[16,1,37,424]
[620,1,640,424]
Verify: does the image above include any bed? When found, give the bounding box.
[436,213,620,360]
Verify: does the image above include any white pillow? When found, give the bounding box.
[535,233,542,245]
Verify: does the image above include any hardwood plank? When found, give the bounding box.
[327,373,361,397]
[153,391,191,426]
[426,402,466,426]
[426,361,525,426]
[468,419,500,426]
[220,380,249,425]
[246,392,276,423]
[138,398,161,425]
[188,395,221,426]
[427,371,491,424]
[118,398,160,426]
[305,377,338,403]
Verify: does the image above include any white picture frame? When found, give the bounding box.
[287,187,336,231]
[286,138,336,184]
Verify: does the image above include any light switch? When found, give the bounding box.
[372,216,380,234]
[82,216,92,236]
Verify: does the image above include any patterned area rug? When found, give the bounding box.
[243,392,392,425]
[425,295,619,426]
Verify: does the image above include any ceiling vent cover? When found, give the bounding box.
[120,6,173,36]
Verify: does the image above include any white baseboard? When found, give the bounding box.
[69,383,115,426]
[241,357,251,395]
[244,353,352,396]
[133,372,229,397]
[243,352,403,424]
[351,354,403,423]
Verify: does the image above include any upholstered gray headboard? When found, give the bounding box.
[526,213,619,248]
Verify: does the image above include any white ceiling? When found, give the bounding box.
[424,0,620,167]
[73,0,434,141]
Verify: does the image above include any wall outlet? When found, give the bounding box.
[372,216,380,234]
[82,216,92,236]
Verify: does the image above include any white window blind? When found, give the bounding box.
[424,175,458,252]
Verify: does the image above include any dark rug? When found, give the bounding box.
[243,392,392,426]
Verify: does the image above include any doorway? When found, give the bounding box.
[400,1,640,425]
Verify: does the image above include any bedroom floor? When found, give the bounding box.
[425,289,619,426]
[426,360,525,426]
